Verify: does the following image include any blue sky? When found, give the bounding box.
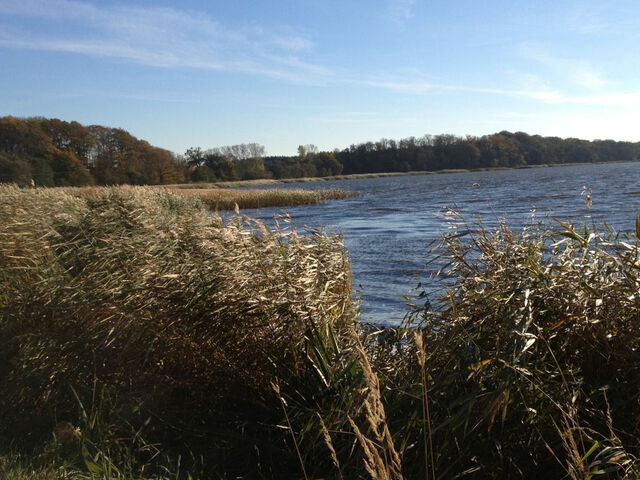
[1,0,639,155]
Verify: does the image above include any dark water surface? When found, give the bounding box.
[240,162,640,325]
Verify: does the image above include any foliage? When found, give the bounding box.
[184,144,271,181]
[4,116,638,188]
[0,117,184,186]
[3,186,640,479]
[333,131,640,174]
[0,185,356,478]
[268,216,640,479]
[265,148,343,179]
[392,216,640,478]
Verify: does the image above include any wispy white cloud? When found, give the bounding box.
[3,0,638,113]
[520,44,605,90]
[388,0,415,21]
[553,91,640,107]
[504,71,555,95]
[360,78,562,102]
[0,0,328,83]
[361,78,640,109]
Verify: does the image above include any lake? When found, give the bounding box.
[240,161,640,325]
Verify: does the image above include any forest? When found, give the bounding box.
[0,116,185,186]
[2,116,640,186]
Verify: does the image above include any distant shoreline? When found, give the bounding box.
[166,159,638,189]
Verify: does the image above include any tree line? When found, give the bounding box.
[0,116,185,186]
[2,116,640,187]
[260,132,640,179]
[332,132,640,174]
[183,143,344,182]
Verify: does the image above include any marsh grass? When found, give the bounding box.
[3,184,640,479]
[393,215,640,478]
[166,171,437,189]
[0,184,356,478]
[58,185,356,210]
[170,186,357,210]
[278,214,640,479]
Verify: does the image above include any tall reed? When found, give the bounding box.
[4,184,640,479]
[0,184,356,478]
[397,216,640,478]
[170,186,356,210]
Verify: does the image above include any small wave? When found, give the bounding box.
[369,207,403,213]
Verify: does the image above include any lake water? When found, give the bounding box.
[240,162,640,325]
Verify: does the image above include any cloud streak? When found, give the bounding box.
[361,78,640,108]
[0,0,328,83]
[520,45,605,90]
[360,78,560,101]
[2,0,638,112]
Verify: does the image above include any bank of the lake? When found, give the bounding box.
[167,158,640,190]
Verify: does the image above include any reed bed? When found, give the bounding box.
[261,215,640,479]
[58,185,356,210]
[170,186,357,210]
[391,216,640,478]
[0,184,357,478]
[3,184,640,479]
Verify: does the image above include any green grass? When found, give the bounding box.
[2,184,640,479]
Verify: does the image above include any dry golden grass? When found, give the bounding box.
[171,186,357,210]
[0,184,357,478]
[5,184,640,479]
[349,334,403,480]
[55,185,356,210]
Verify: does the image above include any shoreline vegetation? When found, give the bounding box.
[170,186,357,210]
[2,184,640,479]
[166,159,634,189]
[60,185,358,210]
[2,116,640,190]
